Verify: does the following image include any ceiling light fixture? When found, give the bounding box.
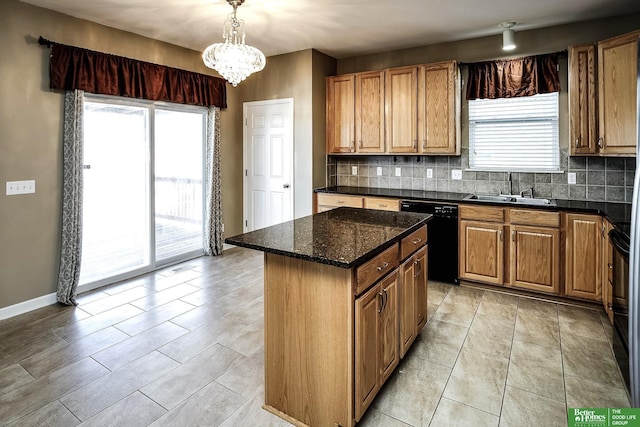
[501,21,516,51]
[203,0,266,87]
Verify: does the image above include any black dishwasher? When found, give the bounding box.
[400,200,459,284]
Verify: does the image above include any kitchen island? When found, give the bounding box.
[225,207,431,427]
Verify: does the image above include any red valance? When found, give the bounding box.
[466,53,560,100]
[49,43,226,108]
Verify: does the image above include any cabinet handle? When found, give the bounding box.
[598,138,604,149]
[414,259,421,278]
[608,263,613,270]
[422,139,427,150]
[413,140,417,150]
[379,204,388,207]
[378,291,384,313]
[337,200,345,204]
[499,229,503,241]
[377,262,389,272]
[412,238,422,245]
[575,137,579,148]
[351,141,355,151]
[512,230,515,241]
[358,140,363,149]
[382,288,389,312]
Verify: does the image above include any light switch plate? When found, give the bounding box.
[427,169,433,179]
[452,170,462,180]
[6,180,35,195]
[351,166,358,175]
[395,167,401,177]
[376,167,382,176]
[567,172,576,185]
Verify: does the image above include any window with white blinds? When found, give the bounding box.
[468,92,560,171]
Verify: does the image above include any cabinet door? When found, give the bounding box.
[566,214,602,301]
[569,45,597,155]
[386,66,418,153]
[379,272,399,383]
[510,225,560,294]
[400,256,416,358]
[414,246,428,333]
[459,220,504,285]
[418,61,459,155]
[327,75,355,153]
[598,31,640,155]
[355,283,380,421]
[356,71,385,153]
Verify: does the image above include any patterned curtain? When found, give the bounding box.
[204,106,224,256]
[57,90,84,305]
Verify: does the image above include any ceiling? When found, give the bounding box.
[20,0,640,59]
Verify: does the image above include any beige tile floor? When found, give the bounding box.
[0,247,630,427]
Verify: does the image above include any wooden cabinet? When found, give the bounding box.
[569,45,598,155]
[418,61,460,155]
[508,209,561,294]
[355,271,399,421]
[327,74,355,153]
[400,246,428,357]
[356,72,385,153]
[603,219,614,322]
[316,193,363,212]
[386,66,418,153]
[565,213,602,301]
[459,206,505,285]
[598,31,640,156]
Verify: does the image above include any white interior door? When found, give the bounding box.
[244,98,294,232]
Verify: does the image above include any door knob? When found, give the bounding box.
[283,184,290,188]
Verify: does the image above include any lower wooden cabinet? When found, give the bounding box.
[355,271,399,421]
[400,246,428,357]
[509,225,560,294]
[459,219,504,285]
[565,213,602,301]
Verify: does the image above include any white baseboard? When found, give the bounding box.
[0,292,58,321]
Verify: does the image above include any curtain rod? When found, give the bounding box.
[458,49,568,67]
[38,36,53,48]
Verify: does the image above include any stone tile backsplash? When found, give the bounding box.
[327,148,636,203]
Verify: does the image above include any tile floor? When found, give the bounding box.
[0,247,630,427]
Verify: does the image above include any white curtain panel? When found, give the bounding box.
[56,89,84,305]
[205,106,224,256]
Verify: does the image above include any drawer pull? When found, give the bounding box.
[412,238,422,245]
[377,262,389,272]
[608,263,613,270]
[337,200,345,204]
[379,204,388,207]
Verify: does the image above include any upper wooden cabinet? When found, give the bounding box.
[386,66,419,153]
[327,74,355,153]
[356,72,385,153]
[327,60,460,156]
[598,31,640,156]
[418,61,461,155]
[569,45,598,155]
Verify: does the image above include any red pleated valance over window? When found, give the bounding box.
[49,43,227,108]
[466,53,560,100]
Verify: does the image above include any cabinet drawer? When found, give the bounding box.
[400,226,427,261]
[317,193,363,209]
[356,244,399,295]
[364,197,400,211]
[459,205,505,222]
[510,209,560,227]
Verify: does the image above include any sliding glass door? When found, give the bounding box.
[79,97,206,287]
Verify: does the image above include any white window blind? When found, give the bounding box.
[468,92,560,171]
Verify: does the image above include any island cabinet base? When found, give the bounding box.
[264,252,355,427]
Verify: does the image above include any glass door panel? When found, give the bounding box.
[154,109,205,262]
[80,102,150,285]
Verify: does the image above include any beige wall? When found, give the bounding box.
[0,0,241,309]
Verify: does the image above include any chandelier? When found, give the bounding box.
[202,0,266,87]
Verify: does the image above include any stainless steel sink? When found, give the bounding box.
[463,194,556,207]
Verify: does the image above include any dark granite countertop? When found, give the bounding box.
[316,186,632,237]
[225,207,431,268]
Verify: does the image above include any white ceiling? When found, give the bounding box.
[20,0,640,59]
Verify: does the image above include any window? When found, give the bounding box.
[79,96,207,287]
[468,93,560,171]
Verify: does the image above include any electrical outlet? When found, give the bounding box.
[395,167,401,177]
[567,172,576,185]
[427,168,433,179]
[351,166,358,175]
[452,170,462,180]
[376,167,382,176]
